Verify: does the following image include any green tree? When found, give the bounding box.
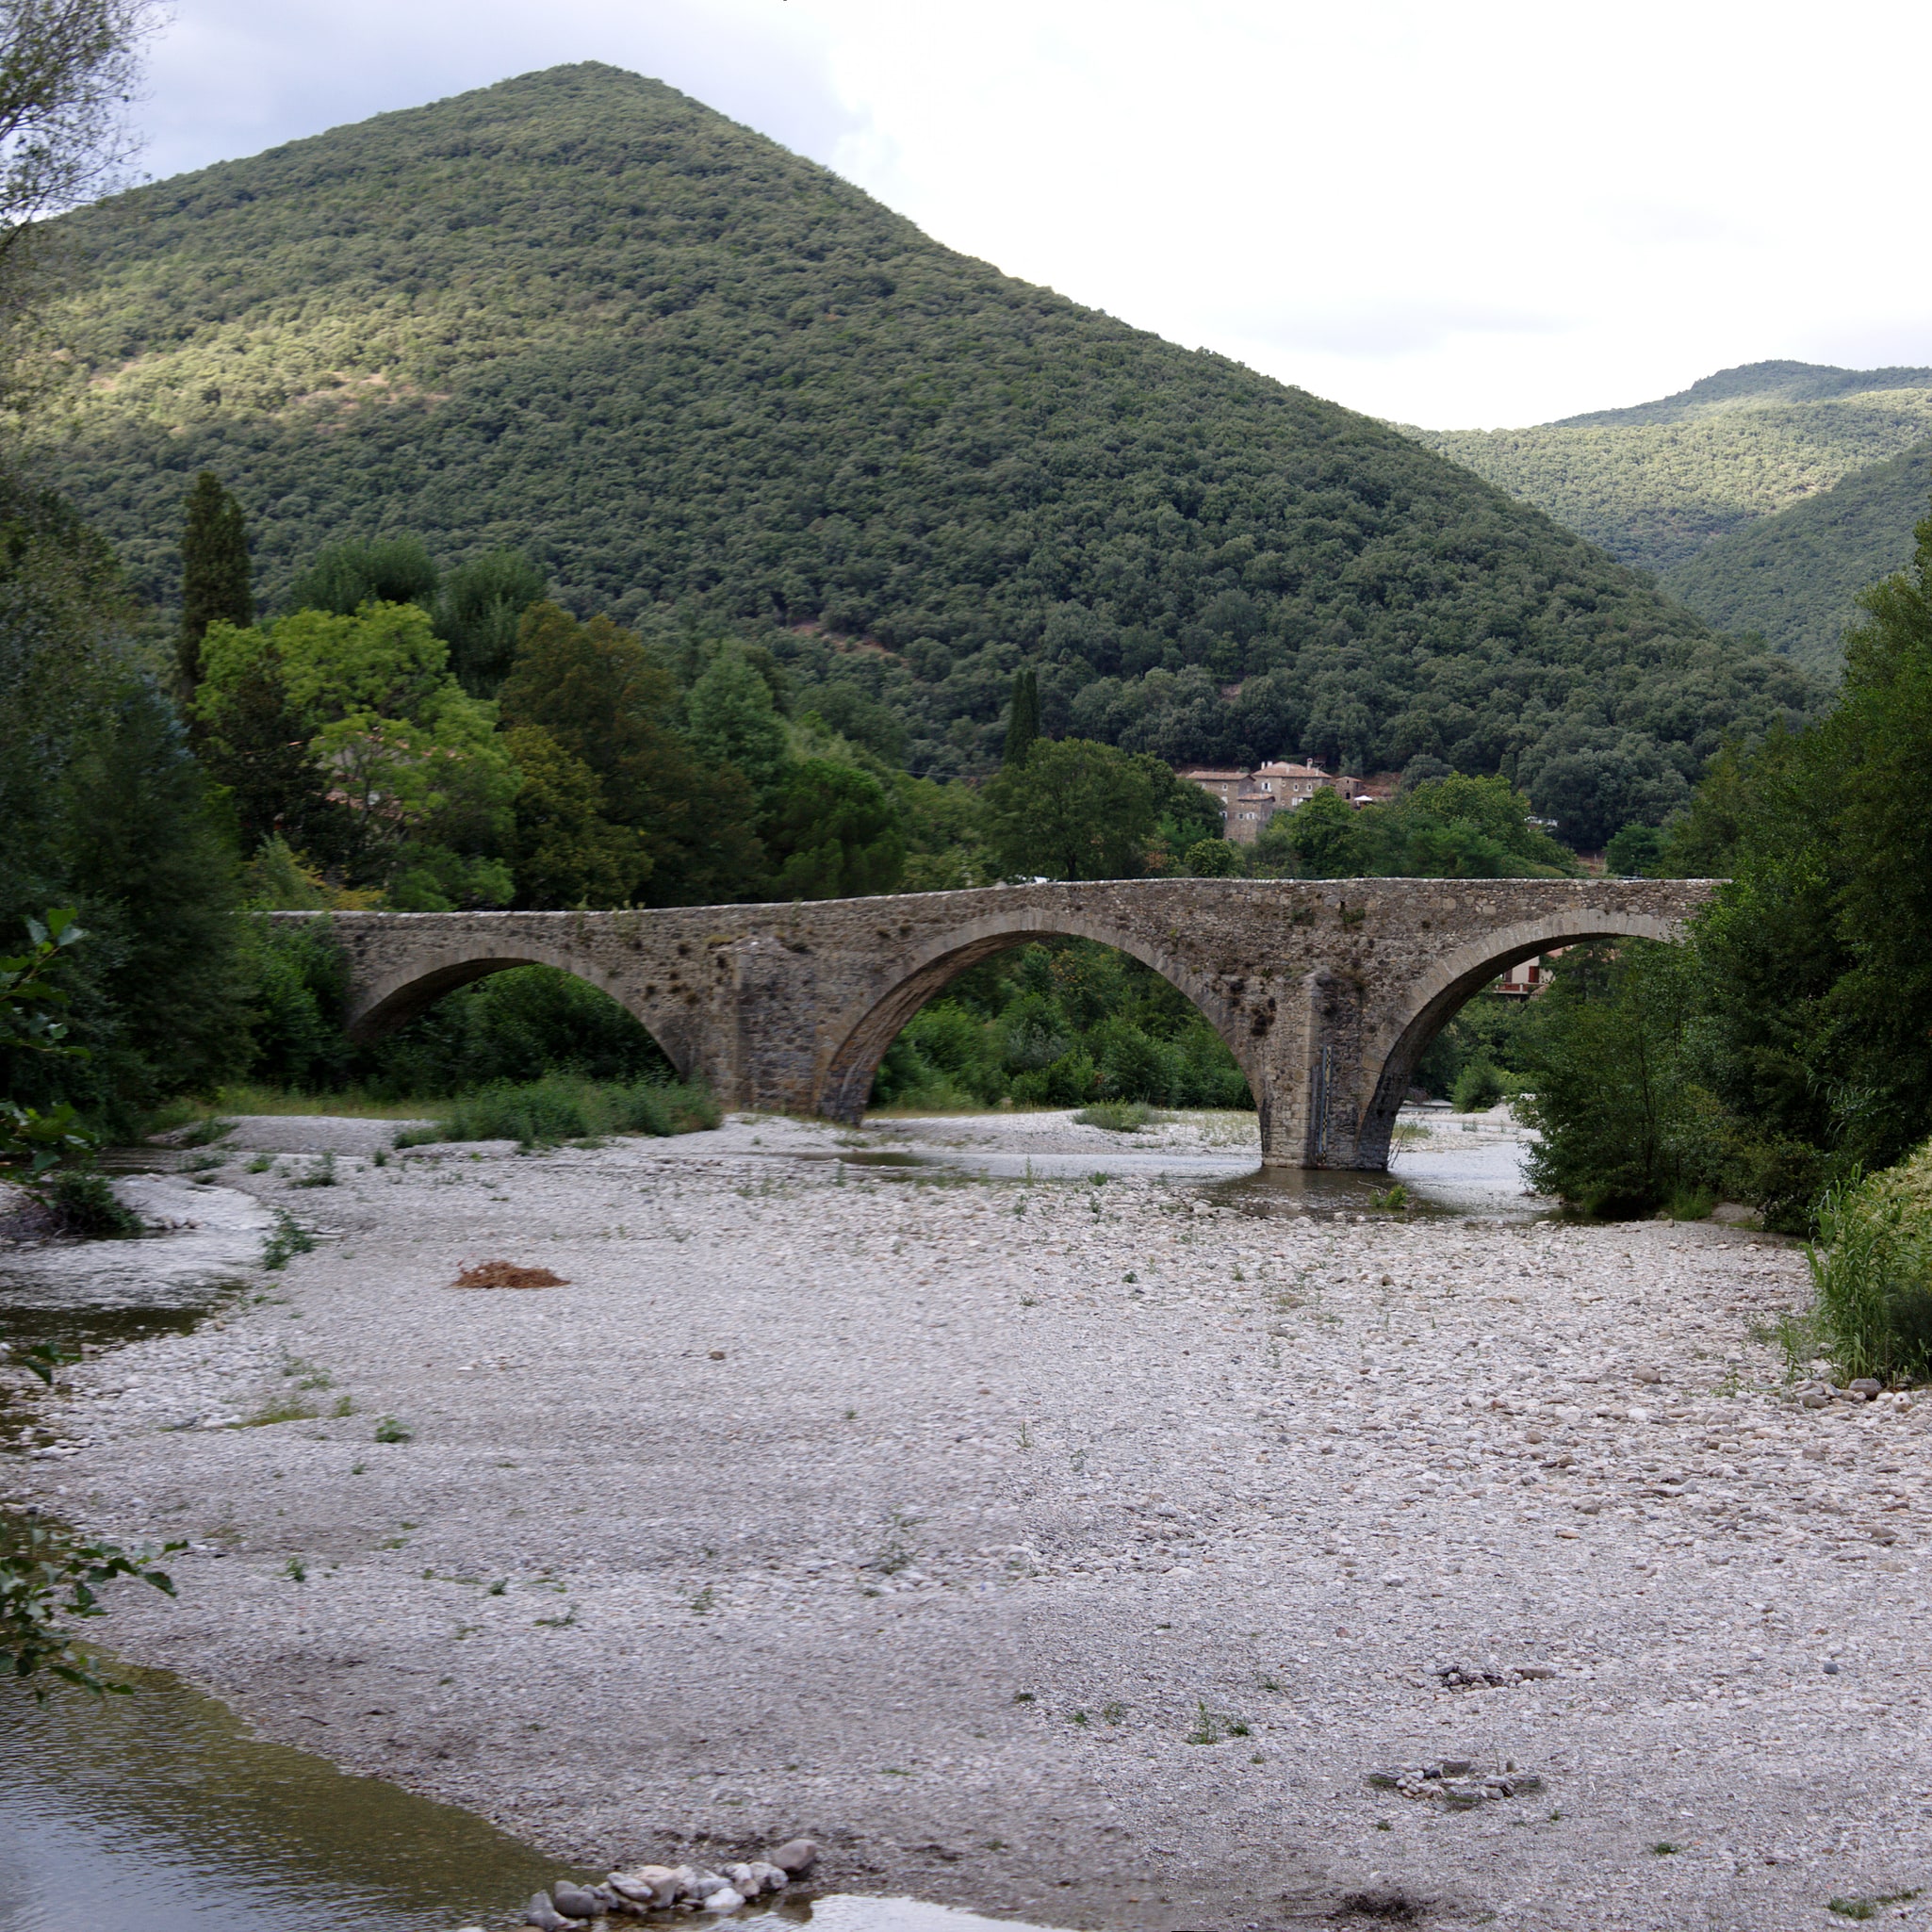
[0,476,247,1125]
[1259,775,1574,881]
[981,738,1163,881]
[1184,837,1244,877]
[284,535,437,617]
[175,470,251,693]
[893,774,992,892]
[500,722,651,909]
[1002,666,1040,768]
[1265,788,1368,877]
[438,548,546,697]
[1604,823,1664,877]
[765,759,905,900]
[684,645,791,799]
[1517,941,1702,1219]
[499,604,763,906]
[195,601,516,906]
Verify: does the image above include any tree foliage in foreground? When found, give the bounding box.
[0,1506,179,1697]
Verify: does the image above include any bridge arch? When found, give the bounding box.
[343,941,688,1079]
[1348,909,1686,1171]
[815,905,1260,1124]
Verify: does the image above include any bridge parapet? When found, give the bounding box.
[278,875,1715,1170]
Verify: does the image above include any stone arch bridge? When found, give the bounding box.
[284,877,1713,1171]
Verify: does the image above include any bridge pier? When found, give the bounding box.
[294,877,1711,1172]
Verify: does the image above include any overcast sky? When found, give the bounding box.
[138,0,1932,429]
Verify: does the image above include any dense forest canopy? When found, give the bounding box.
[33,62,1811,841]
[1660,442,1932,679]
[1406,360,1932,673]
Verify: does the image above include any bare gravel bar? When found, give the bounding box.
[9,1113,1932,1932]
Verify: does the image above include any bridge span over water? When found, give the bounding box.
[281,876,1712,1171]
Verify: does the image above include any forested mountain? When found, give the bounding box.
[1406,361,1932,672]
[1406,361,1932,579]
[1659,440,1932,679]
[41,63,1811,840]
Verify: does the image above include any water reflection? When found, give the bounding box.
[0,1667,1067,1932]
[0,1665,559,1931]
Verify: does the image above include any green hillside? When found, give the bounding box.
[1661,438,1932,678]
[1408,361,1932,576]
[41,63,1812,842]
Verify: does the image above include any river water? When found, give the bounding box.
[1,1664,1064,1932]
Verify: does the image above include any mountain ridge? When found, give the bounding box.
[1551,358,1932,429]
[40,62,1812,843]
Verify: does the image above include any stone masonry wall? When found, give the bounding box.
[277,876,1713,1171]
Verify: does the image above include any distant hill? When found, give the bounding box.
[38,64,1813,841]
[1660,438,1932,678]
[1406,360,1932,577]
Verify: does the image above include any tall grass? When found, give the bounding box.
[394,1074,719,1151]
[1805,1170,1932,1384]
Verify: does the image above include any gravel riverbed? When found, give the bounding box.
[6,1111,1930,1932]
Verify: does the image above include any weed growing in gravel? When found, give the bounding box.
[240,1398,317,1428]
[1830,1894,1922,1921]
[245,1153,273,1173]
[372,1416,412,1443]
[260,1211,314,1271]
[1649,1842,1682,1856]
[486,1580,507,1595]
[176,1117,237,1148]
[870,1511,923,1575]
[534,1605,579,1628]
[330,1395,353,1417]
[288,1152,337,1187]
[689,1584,715,1614]
[46,1172,143,1237]
[1187,1702,1221,1744]
[283,1558,306,1582]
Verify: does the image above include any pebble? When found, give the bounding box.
[530,1845,808,1924]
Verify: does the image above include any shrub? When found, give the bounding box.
[1804,1147,1932,1384]
[401,1073,719,1149]
[1450,1059,1505,1113]
[45,1171,141,1237]
[1076,1101,1158,1133]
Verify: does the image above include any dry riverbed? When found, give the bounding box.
[6,1112,1931,1932]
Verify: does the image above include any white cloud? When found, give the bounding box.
[133,0,1932,426]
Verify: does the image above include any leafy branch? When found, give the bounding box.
[0,1507,183,1697]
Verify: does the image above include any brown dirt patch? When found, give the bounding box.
[450,1260,569,1289]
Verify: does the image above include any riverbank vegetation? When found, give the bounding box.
[1499,504,1932,1277]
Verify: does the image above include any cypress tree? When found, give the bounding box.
[1002,667,1040,768]
[177,472,253,691]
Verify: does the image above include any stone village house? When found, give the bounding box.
[1178,761,1371,844]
